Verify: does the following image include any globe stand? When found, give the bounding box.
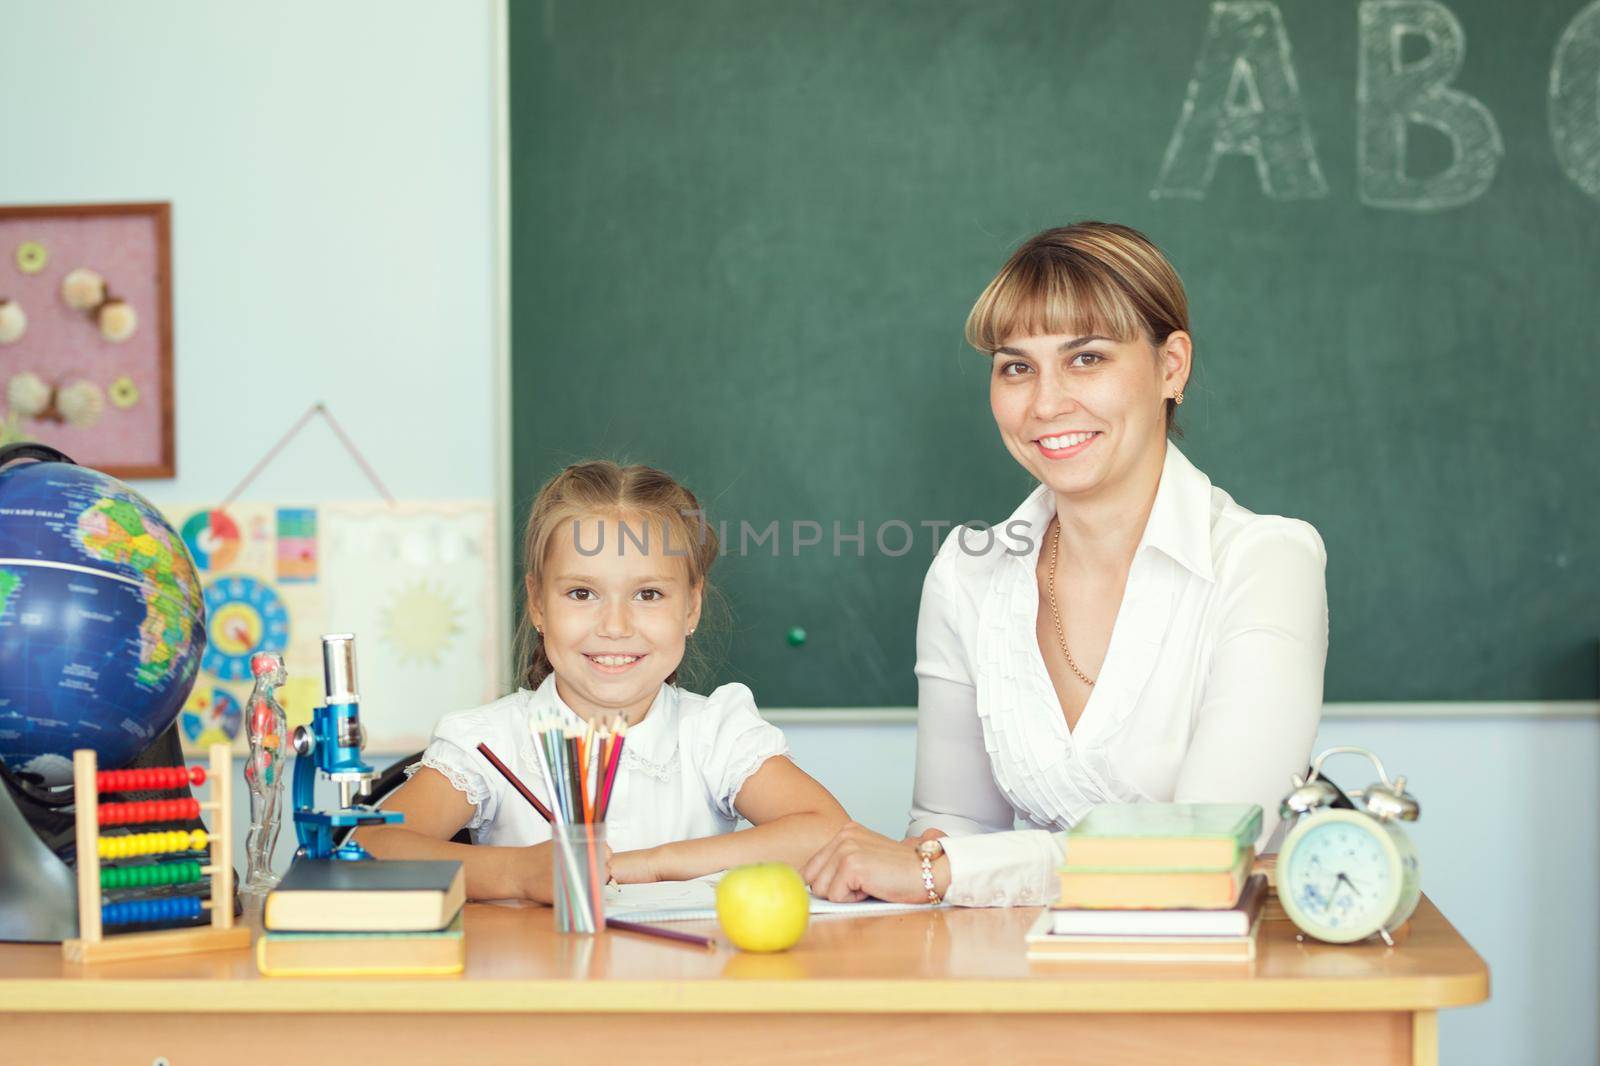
[0,722,238,943]
[0,757,77,942]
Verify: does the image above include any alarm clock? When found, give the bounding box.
[1277,746,1421,946]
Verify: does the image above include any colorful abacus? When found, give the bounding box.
[62,744,251,964]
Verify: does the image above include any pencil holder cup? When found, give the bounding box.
[552,822,607,935]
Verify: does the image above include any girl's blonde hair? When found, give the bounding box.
[514,460,721,690]
[965,222,1191,435]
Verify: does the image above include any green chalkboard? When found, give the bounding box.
[510,0,1600,703]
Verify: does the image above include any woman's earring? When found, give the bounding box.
[687,628,697,638]
[1173,391,1185,406]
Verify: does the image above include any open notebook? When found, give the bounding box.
[605,875,942,923]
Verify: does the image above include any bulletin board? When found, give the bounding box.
[0,203,174,478]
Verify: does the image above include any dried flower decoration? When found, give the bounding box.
[61,268,106,311]
[0,300,25,344]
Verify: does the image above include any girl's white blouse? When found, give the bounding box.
[409,675,790,852]
[909,443,1328,907]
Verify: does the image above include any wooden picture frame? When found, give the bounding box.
[0,202,175,478]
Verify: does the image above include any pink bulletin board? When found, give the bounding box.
[0,203,174,478]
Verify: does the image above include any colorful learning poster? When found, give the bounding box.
[166,501,500,756]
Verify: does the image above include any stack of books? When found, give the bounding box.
[1027,803,1266,963]
[257,859,466,976]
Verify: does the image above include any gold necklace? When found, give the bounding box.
[1047,521,1096,687]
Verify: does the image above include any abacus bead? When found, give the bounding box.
[190,766,205,786]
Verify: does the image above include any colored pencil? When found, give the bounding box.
[606,918,715,949]
[475,742,554,823]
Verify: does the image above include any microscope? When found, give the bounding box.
[290,634,402,861]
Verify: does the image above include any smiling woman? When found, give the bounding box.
[803,223,1329,907]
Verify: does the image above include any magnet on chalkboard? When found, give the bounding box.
[786,627,807,647]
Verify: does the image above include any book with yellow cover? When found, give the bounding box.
[256,915,465,976]
[1056,848,1254,909]
[1049,874,1268,936]
[1062,803,1262,870]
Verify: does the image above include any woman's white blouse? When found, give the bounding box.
[909,443,1328,907]
[408,675,790,852]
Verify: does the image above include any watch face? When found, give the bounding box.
[1281,813,1402,943]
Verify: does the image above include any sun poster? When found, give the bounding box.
[167,501,501,756]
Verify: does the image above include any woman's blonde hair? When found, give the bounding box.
[514,460,722,690]
[965,222,1191,434]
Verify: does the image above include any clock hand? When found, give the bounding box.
[1335,872,1362,897]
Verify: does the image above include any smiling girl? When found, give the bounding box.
[359,461,849,902]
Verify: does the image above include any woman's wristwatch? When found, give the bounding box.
[917,838,945,904]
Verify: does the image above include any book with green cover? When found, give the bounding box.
[257,914,465,976]
[1063,803,1263,871]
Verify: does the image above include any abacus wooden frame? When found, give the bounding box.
[62,744,249,964]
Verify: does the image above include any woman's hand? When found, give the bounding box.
[901,827,948,848]
[802,823,949,904]
[608,847,661,885]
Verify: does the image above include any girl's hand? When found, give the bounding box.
[517,842,556,903]
[608,847,662,885]
[519,840,616,903]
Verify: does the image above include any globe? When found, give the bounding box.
[0,457,205,786]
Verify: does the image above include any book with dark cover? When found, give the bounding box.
[263,859,464,932]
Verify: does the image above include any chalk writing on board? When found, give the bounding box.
[1153,1,1328,201]
[1550,0,1600,200]
[1356,0,1503,211]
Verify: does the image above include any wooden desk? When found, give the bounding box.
[0,894,1487,1066]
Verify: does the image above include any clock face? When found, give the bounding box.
[1281,813,1402,943]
